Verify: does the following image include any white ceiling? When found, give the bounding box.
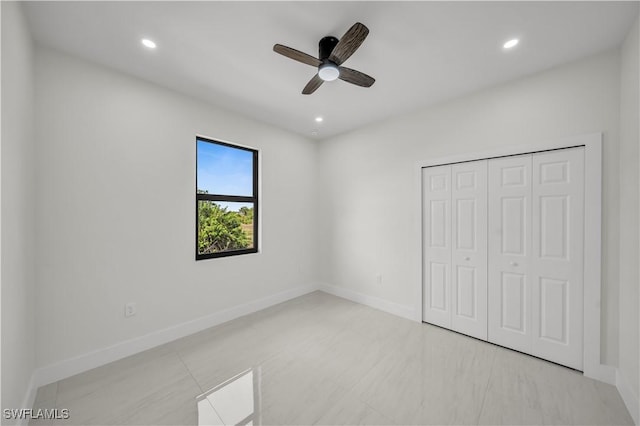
[23,1,639,140]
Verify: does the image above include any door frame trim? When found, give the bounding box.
[415,133,615,384]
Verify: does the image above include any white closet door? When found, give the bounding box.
[422,165,452,328]
[488,154,533,353]
[531,147,584,370]
[450,161,488,340]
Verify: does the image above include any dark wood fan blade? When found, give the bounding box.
[302,74,324,95]
[338,67,375,87]
[329,22,369,65]
[273,44,321,67]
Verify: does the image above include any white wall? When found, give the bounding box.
[7,10,636,421]
[1,1,37,420]
[618,14,639,424]
[33,46,319,369]
[318,49,622,365]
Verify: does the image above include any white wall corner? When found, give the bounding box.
[617,368,640,425]
[319,282,418,322]
[31,282,320,389]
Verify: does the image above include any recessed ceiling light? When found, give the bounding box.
[315,117,323,123]
[141,38,157,49]
[503,38,519,49]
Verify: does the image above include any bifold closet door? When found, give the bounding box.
[422,161,488,340]
[422,165,452,329]
[450,161,488,340]
[488,148,584,370]
[487,154,533,354]
[530,148,584,370]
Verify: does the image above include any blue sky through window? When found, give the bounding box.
[197,140,254,202]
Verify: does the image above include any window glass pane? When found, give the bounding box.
[197,140,254,197]
[197,201,255,255]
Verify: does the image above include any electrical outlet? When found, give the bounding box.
[376,274,383,286]
[125,302,137,317]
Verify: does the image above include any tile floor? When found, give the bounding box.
[31,291,633,425]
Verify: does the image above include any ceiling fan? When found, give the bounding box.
[273,22,375,95]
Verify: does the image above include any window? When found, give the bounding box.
[196,136,258,259]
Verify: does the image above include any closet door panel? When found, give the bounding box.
[451,160,488,339]
[422,166,452,328]
[531,147,584,370]
[488,154,533,353]
[423,147,586,371]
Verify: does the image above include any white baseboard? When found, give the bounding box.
[16,374,38,426]
[319,282,417,322]
[30,283,319,392]
[617,368,640,425]
[584,362,617,386]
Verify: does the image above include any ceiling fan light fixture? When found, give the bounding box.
[318,63,340,81]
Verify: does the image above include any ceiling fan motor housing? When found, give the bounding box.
[319,36,339,61]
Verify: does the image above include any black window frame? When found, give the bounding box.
[196,136,259,260]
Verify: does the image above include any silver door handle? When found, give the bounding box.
[510,261,518,266]
[464,257,471,261]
